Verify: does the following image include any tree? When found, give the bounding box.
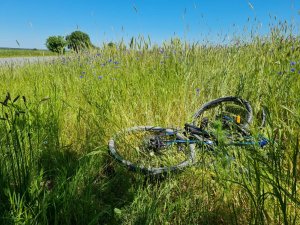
[107,42,116,48]
[45,36,67,54]
[66,31,93,53]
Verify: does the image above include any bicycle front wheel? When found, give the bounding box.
[109,126,196,175]
[192,96,253,137]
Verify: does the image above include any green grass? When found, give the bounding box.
[0,48,56,58]
[0,29,299,224]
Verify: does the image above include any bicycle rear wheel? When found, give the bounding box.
[109,126,195,175]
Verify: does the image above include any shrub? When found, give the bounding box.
[45,36,67,54]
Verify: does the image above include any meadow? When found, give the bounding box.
[0,48,55,58]
[0,30,299,224]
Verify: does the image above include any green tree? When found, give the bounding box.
[66,31,93,53]
[107,42,116,48]
[45,36,67,54]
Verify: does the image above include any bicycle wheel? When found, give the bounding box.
[109,126,196,175]
[192,96,253,142]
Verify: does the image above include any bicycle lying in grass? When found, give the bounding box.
[109,96,268,175]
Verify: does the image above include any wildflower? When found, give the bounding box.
[81,71,86,75]
[277,72,283,75]
[114,61,120,65]
[98,76,103,80]
[290,61,296,66]
[96,53,101,56]
[100,63,106,67]
[80,75,84,79]
[196,88,200,96]
[108,59,112,63]
[291,68,295,73]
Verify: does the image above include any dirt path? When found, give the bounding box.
[0,56,58,66]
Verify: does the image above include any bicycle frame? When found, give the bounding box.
[149,126,268,150]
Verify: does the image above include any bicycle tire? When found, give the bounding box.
[108,126,196,175]
[192,96,253,132]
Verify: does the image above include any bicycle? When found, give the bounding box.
[108,96,268,175]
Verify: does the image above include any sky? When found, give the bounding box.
[0,0,299,49]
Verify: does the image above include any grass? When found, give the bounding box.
[0,27,299,224]
[0,48,56,58]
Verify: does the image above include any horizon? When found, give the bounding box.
[0,0,299,49]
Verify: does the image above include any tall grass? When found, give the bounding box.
[0,27,299,224]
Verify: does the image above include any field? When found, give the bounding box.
[0,48,56,58]
[0,32,299,224]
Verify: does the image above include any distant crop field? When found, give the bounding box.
[0,33,299,224]
[0,48,56,58]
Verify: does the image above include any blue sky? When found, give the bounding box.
[0,0,299,49]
